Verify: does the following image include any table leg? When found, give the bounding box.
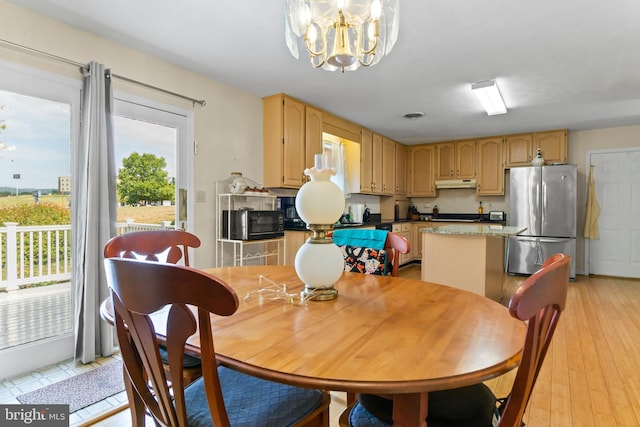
[392,392,428,427]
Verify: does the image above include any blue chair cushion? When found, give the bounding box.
[350,384,497,427]
[184,365,325,427]
[158,344,202,369]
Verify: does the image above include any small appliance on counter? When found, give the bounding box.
[489,211,505,222]
[222,209,284,240]
[362,205,371,223]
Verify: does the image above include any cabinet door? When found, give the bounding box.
[477,137,505,195]
[305,106,323,172]
[284,231,310,266]
[534,130,567,165]
[409,145,436,197]
[371,133,383,194]
[505,133,533,167]
[456,139,476,178]
[395,143,407,195]
[412,223,424,260]
[360,128,374,193]
[436,142,455,179]
[381,137,396,195]
[282,97,306,187]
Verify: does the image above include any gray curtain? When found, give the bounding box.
[73,61,117,363]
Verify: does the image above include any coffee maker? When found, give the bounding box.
[278,196,306,230]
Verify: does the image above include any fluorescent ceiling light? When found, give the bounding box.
[471,80,507,115]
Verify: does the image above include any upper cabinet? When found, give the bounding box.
[476,137,505,195]
[263,94,307,188]
[381,137,396,195]
[358,128,374,194]
[394,142,407,196]
[534,130,567,165]
[305,106,324,173]
[408,145,436,197]
[504,133,533,167]
[505,130,567,167]
[436,140,476,180]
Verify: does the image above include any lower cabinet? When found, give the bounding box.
[284,230,311,266]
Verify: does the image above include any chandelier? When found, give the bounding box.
[285,0,400,72]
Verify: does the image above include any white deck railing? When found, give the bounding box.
[1,220,174,291]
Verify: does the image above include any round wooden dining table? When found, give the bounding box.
[164,265,526,427]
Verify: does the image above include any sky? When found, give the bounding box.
[0,89,175,190]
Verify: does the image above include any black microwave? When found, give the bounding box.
[222,210,285,241]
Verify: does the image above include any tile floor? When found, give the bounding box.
[0,354,127,426]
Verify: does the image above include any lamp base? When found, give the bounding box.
[302,286,338,301]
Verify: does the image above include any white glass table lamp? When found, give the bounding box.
[294,154,345,300]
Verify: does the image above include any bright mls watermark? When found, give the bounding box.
[0,405,68,426]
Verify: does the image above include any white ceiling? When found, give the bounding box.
[7,0,640,144]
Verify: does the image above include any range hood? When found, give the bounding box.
[435,179,477,189]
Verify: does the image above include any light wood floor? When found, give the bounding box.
[88,264,640,427]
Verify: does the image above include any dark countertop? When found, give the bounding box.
[283,213,505,231]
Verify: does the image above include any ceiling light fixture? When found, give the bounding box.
[403,112,425,119]
[285,0,399,72]
[471,80,507,115]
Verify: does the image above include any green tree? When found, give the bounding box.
[117,152,174,205]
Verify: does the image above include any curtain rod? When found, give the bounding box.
[0,38,206,107]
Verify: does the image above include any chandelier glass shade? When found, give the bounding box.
[285,0,400,72]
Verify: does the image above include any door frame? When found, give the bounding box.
[0,59,80,380]
[584,147,640,276]
[112,92,195,234]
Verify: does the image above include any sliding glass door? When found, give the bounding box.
[0,61,80,379]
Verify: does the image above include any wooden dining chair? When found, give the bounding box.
[104,257,331,427]
[103,230,203,384]
[342,253,571,427]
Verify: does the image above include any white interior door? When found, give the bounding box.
[588,149,640,278]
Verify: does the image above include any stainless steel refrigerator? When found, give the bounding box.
[507,164,576,279]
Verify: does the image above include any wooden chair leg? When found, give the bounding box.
[123,365,146,427]
[346,392,357,406]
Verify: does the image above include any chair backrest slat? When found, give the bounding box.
[104,230,201,266]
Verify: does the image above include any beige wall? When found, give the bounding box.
[0,0,263,267]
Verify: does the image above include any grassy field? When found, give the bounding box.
[0,195,175,224]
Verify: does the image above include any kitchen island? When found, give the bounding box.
[421,224,526,301]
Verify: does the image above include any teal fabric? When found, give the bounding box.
[332,229,388,250]
[184,365,324,427]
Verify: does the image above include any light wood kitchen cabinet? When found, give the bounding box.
[284,230,311,266]
[371,132,384,194]
[381,137,396,195]
[305,106,323,172]
[358,128,374,193]
[505,130,567,167]
[355,129,384,194]
[394,143,407,195]
[408,145,436,197]
[476,137,505,195]
[436,140,476,180]
[393,223,412,265]
[263,94,306,188]
[534,129,567,165]
[412,222,425,260]
[436,142,455,180]
[504,133,533,167]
